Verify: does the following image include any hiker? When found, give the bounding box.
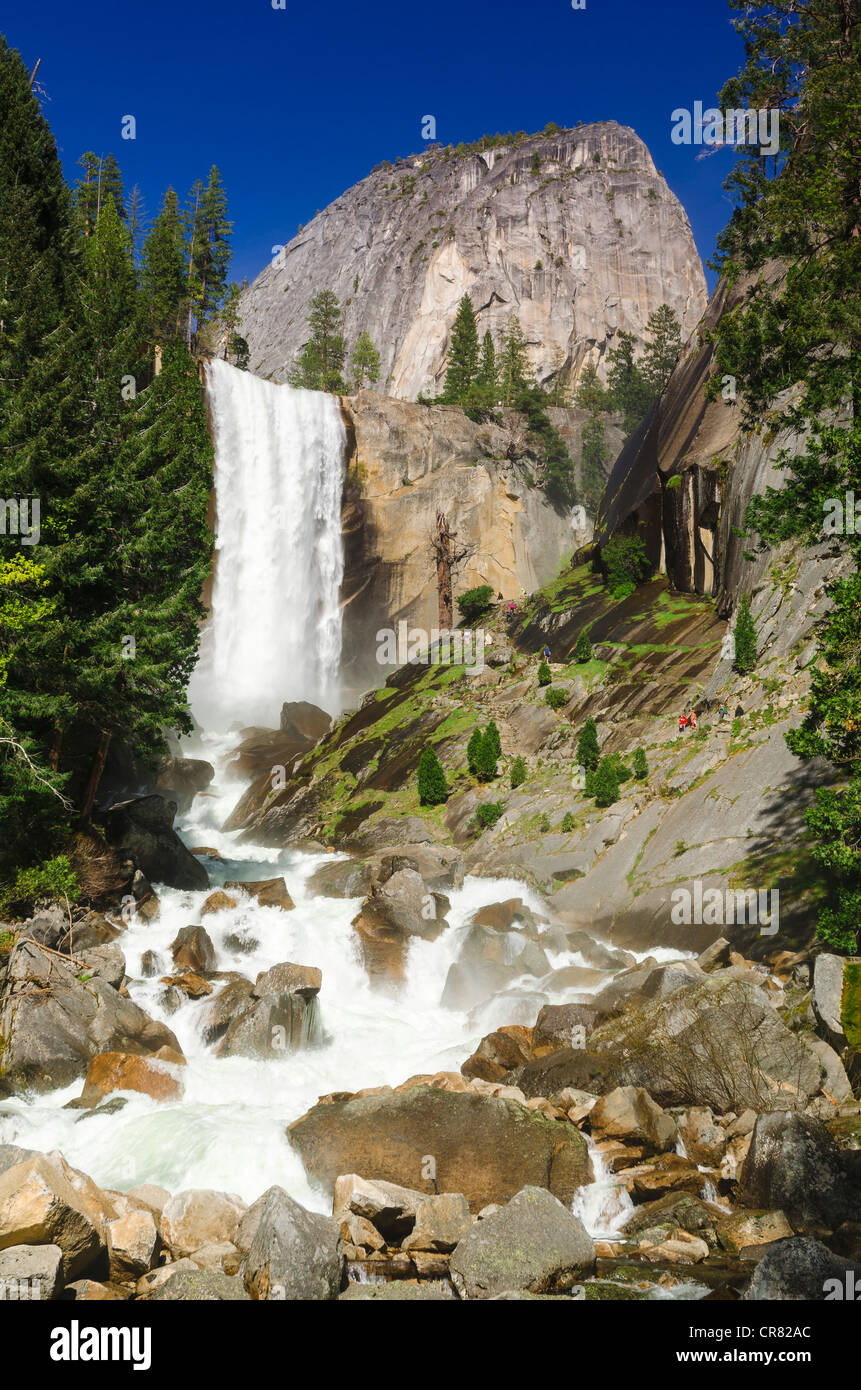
[679,712,688,733]
[717,703,729,722]
[508,600,517,614]
[689,709,698,731]
[542,644,551,661]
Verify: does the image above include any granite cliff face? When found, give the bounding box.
[338,391,624,699]
[238,123,708,399]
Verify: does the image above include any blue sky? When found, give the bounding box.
[5,0,747,293]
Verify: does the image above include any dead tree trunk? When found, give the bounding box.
[430,508,471,630]
[79,732,111,824]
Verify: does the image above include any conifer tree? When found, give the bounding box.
[140,189,187,347]
[732,595,757,675]
[574,631,592,662]
[577,716,600,772]
[443,294,479,404]
[290,291,347,391]
[351,330,381,388]
[474,330,498,406]
[499,315,532,405]
[418,747,448,805]
[641,304,682,397]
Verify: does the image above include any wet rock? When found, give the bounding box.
[244,1186,341,1301]
[450,1187,596,1299]
[0,941,182,1095]
[224,878,295,911]
[154,757,215,815]
[352,867,447,982]
[254,962,321,999]
[564,930,634,971]
[201,978,256,1046]
[103,795,209,891]
[638,1231,709,1264]
[532,1003,598,1056]
[0,1242,64,1299]
[508,1047,619,1099]
[75,944,125,991]
[622,1192,717,1239]
[461,1026,533,1082]
[471,899,538,934]
[78,1049,185,1108]
[213,961,322,1059]
[200,891,238,917]
[716,1210,793,1256]
[288,1084,593,1213]
[625,1153,706,1199]
[140,950,162,978]
[697,938,732,973]
[170,925,216,974]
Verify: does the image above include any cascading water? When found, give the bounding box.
[189,358,346,729]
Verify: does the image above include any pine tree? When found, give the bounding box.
[194,166,232,334]
[467,728,483,776]
[632,747,649,780]
[290,291,347,391]
[510,755,527,789]
[733,595,758,675]
[574,631,592,662]
[641,304,682,397]
[606,331,653,436]
[590,756,620,808]
[499,315,532,405]
[474,728,498,782]
[351,330,381,388]
[537,659,552,687]
[485,720,501,762]
[140,189,187,347]
[418,747,448,805]
[475,330,498,405]
[443,294,479,404]
[577,716,600,772]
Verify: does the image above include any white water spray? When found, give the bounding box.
[189,359,346,729]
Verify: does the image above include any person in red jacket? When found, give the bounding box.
[679,713,688,733]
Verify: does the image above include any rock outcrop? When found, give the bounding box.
[238,123,707,400]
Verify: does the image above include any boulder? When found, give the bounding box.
[352,868,446,983]
[812,953,851,1049]
[738,1111,861,1229]
[224,878,295,912]
[590,961,703,1020]
[78,1051,185,1108]
[75,944,125,990]
[188,1241,241,1274]
[590,978,823,1112]
[200,891,238,918]
[716,1210,794,1256]
[679,1106,727,1167]
[532,1003,598,1056]
[66,828,135,911]
[106,1210,160,1281]
[103,795,209,890]
[402,1194,473,1252]
[0,1242,64,1299]
[0,941,182,1095]
[254,962,321,999]
[588,1087,677,1152]
[697,938,732,973]
[140,1268,250,1300]
[743,1236,861,1301]
[461,1026,533,1082]
[287,1085,593,1213]
[471,899,538,934]
[508,1047,619,1099]
[622,1192,717,1239]
[244,1186,341,1301]
[170,925,216,974]
[154,757,214,815]
[213,961,322,1059]
[450,1187,595,1299]
[160,1190,247,1258]
[626,1153,706,1199]
[0,1155,108,1280]
[332,1174,425,1241]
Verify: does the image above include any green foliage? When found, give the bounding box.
[442,294,479,405]
[545,687,567,710]
[475,800,503,829]
[510,755,527,789]
[537,659,552,687]
[351,330,381,389]
[417,746,448,805]
[456,585,494,623]
[0,855,79,917]
[467,728,483,776]
[602,534,653,598]
[574,630,592,662]
[289,290,347,391]
[733,595,758,674]
[632,746,649,780]
[515,385,577,507]
[605,306,682,437]
[561,811,576,832]
[498,315,533,406]
[577,716,600,772]
[485,720,501,762]
[472,724,499,781]
[588,756,621,808]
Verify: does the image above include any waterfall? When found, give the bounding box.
[189,358,346,730]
